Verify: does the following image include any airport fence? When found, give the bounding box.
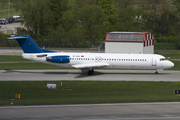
[154,36,180,50]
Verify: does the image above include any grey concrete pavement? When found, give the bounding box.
[0,48,23,55]
[0,22,24,31]
[1,102,180,120]
[0,69,180,81]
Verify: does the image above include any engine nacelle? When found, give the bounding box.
[46,56,70,63]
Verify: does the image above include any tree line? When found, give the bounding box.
[1,0,180,49]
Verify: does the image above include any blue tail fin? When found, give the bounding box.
[8,35,43,53]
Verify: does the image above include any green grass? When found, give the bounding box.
[168,61,180,70]
[0,63,61,70]
[0,55,30,62]
[154,43,177,50]
[1,81,180,105]
[0,3,21,18]
[156,52,180,59]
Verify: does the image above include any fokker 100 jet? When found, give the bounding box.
[8,35,174,75]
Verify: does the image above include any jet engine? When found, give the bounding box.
[46,56,70,63]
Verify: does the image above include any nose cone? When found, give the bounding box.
[170,61,174,68]
[163,61,174,69]
[167,61,174,68]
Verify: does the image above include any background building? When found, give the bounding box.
[105,32,154,54]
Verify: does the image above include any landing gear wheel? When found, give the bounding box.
[88,69,94,75]
[92,69,94,73]
[154,71,158,74]
[88,70,93,75]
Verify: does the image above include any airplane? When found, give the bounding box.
[8,35,174,75]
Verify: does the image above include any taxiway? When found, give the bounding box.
[0,69,180,81]
[1,102,180,120]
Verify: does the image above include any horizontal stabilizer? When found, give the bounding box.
[8,36,28,40]
[72,63,109,68]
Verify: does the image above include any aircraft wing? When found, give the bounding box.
[71,63,109,68]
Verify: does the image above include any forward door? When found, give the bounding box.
[152,58,157,66]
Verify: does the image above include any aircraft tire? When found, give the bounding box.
[154,71,158,74]
[88,70,93,75]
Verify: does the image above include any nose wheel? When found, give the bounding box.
[88,69,94,75]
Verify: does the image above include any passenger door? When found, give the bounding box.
[152,58,157,66]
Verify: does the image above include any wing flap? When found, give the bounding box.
[71,63,109,68]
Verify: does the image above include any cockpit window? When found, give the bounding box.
[160,58,167,61]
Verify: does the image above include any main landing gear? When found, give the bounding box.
[88,69,94,75]
[154,71,158,74]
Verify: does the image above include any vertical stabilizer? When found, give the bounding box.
[8,35,43,53]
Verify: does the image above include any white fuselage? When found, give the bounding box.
[22,52,174,71]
